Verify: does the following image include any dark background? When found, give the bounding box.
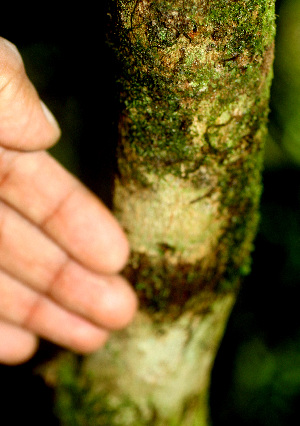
[0,1,299,424]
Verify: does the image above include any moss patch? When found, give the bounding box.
[108,0,275,184]
[107,0,276,312]
[54,355,140,426]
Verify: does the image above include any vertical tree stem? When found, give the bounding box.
[42,1,276,424]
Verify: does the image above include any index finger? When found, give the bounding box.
[0,37,61,150]
[0,147,129,274]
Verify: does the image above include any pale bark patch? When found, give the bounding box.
[84,292,235,424]
[114,173,222,263]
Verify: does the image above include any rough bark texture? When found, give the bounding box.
[40,1,276,425]
[112,0,275,308]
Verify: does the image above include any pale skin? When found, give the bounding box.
[0,37,137,365]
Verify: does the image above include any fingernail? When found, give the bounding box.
[40,100,60,131]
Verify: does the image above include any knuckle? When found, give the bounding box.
[0,200,8,247]
[0,149,18,192]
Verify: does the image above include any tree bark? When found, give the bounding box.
[40,1,276,424]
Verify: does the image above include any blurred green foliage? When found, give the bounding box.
[211,1,300,424]
[269,0,300,166]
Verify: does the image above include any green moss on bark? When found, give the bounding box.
[107,0,275,312]
[40,3,276,426]
[108,0,275,180]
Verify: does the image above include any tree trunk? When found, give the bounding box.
[40,1,276,424]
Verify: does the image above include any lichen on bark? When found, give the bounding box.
[111,0,274,176]
[108,0,276,312]
[44,1,276,425]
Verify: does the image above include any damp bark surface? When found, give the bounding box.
[44,1,276,425]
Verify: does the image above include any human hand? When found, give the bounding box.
[0,37,137,365]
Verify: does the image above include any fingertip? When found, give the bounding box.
[98,275,138,331]
[68,324,110,355]
[112,276,138,329]
[103,227,130,275]
[35,100,61,149]
[25,99,61,151]
[7,340,38,365]
[0,37,61,151]
[40,101,61,135]
[0,321,38,365]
